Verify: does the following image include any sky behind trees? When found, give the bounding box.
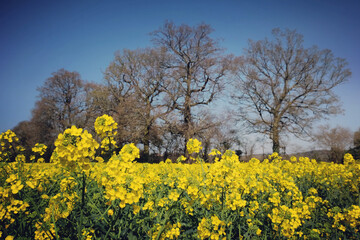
[1,0,359,152]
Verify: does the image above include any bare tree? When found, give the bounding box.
[104,48,171,161]
[151,21,234,148]
[314,124,353,163]
[232,28,351,153]
[38,68,87,132]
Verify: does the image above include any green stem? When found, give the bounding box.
[77,171,86,239]
[155,214,170,240]
[81,172,86,209]
[104,205,121,239]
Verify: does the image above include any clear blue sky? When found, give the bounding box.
[1,0,359,142]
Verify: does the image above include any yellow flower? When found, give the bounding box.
[26,180,37,189]
[209,149,222,162]
[339,225,346,232]
[119,143,140,162]
[41,194,50,199]
[11,180,23,194]
[197,218,211,240]
[344,153,355,165]
[268,192,281,206]
[52,126,99,171]
[177,155,187,163]
[221,150,239,165]
[168,191,180,201]
[187,138,202,154]
[94,114,118,138]
[108,209,114,216]
[308,188,318,195]
[187,185,199,197]
[32,143,47,155]
[209,149,221,156]
[133,205,140,215]
[95,156,104,163]
[6,174,17,183]
[15,154,26,162]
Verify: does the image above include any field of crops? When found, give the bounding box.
[1,115,360,239]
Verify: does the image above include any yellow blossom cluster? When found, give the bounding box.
[32,143,47,156]
[327,205,360,234]
[98,143,143,209]
[31,143,47,163]
[0,130,18,144]
[34,222,55,240]
[186,138,203,163]
[94,114,118,154]
[208,148,222,162]
[149,222,181,240]
[0,175,29,238]
[187,138,203,154]
[82,228,95,240]
[197,215,227,240]
[0,130,20,162]
[51,125,99,171]
[94,114,118,138]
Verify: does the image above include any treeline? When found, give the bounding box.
[11,22,354,163]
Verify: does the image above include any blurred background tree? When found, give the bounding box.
[313,124,353,163]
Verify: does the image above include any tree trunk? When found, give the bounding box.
[272,125,280,153]
[184,105,192,141]
[143,103,151,162]
[183,96,192,157]
[183,106,193,163]
[143,135,150,162]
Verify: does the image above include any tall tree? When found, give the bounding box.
[151,21,234,148]
[232,28,351,153]
[38,68,87,132]
[104,48,170,161]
